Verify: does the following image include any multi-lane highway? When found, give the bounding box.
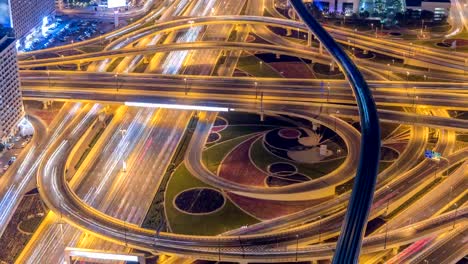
[6,0,467,262]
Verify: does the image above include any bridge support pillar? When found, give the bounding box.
[308,31,313,46]
[286,28,292,36]
[330,61,335,71]
[42,101,48,110]
[77,63,81,71]
[276,53,280,59]
[319,42,323,54]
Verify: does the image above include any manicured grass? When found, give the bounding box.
[219,112,295,126]
[164,164,258,235]
[250,137,345,180]
[142,116,198,231]
[237,55,283,77]
[216,125,274,144]
[203,133,257,173]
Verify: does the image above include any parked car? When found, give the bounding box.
[8,157,16,165]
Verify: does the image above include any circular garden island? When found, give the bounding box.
[174,188,225,214]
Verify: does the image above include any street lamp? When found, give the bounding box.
[406,71,410,95]
[295,234,299,261]
[254,81,258,99]
[452,203,458,229]
[334,110,340,131]
[114,73,119,92]
[386,64,391,80]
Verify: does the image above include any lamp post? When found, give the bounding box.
[295,234,299,261]
[406,71,410,95]
[386,64,391,80]
[334,110,340,131]
[114,73,119,92]
[254,81,258,99]
[452,203,458,229]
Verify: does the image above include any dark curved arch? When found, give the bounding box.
[288,1,381,263]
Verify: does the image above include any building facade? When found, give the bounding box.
[313,0,360,13]
[0,29,24,140]
[406,0,451,20]
[0,0,55,38]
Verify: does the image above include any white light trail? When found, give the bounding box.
[124,102,230,111]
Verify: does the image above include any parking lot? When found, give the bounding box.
[19,17,116,52]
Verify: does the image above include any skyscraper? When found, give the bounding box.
[0,28,23,140]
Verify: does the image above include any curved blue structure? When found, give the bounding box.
[288,1,381,263]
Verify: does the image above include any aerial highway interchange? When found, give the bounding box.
[0,0,466,263]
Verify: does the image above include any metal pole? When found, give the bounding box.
[184,78,188,95]
[255,81,258,99]
[114,73,119,92]
[295,234,299,261]
[218,236,221,261]
[452,203,458,229]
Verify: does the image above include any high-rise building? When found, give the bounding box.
[0,28,24,140]
[0,0,55,38]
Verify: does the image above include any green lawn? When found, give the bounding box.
[164,164,259,235]
[203,133,259,173]
[250,137,345,180]
[214,125,274,144]
[237,55,283,77]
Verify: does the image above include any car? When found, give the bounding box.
[7,143,14,150]
[14,136,21,142]
[21,142,27,148]
[3,165,8,171]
